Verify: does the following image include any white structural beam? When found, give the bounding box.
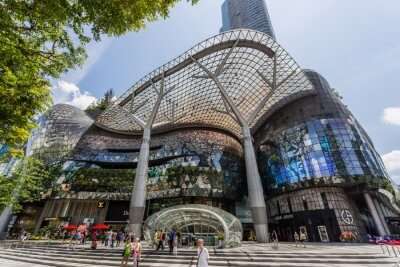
[248,65,297,125]
[0,207,12,239]
[373,198,391,235]
[191,47,270,242]
[128,73,171,238]
[364,192,386,237]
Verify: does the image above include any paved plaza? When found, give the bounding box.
[0,241,399,266]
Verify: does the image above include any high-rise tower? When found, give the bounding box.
[220,0,276,40]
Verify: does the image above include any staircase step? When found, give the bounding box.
[0,254,395,267]
[10,246,389,259]
[0,249,397,266]
[0,242,397,267]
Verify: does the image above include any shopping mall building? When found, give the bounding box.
[3,1,400,245]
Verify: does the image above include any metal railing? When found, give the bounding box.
[380,244,400,267]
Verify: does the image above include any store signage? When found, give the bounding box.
[97,201,105,208]
[105,201,130,222]
[341,209,354,225]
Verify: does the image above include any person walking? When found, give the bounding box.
[161,230,166,248]
[173,231,178,256]
[154,230,160,250]
[299,229,307,248]
[105,230,112,247]
[132,238,142,267]
[91,230,98,249]
[120,239,132,267]
[116,230,123,247]
[156,230,165,251]
[75,230,82,247]
[271,230,278,249]
[168,229,176,255]
[111,231,117,248]
[188,233,193,247]
[81,230,87,245]
[196,239,209,267]
[177,231,182,248]
[294,231,300,247]
[69,230,76,250]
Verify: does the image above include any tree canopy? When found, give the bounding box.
[0,0,198,157]
[85,88,115,119]
[0,157,62,211]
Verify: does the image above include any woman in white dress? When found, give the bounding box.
[196,239,209,267]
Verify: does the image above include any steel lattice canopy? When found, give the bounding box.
[96,29,314,138]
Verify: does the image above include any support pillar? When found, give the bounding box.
[61,199,71,218]
[0,207,13,239]
[242,127,269,242]
[191,50,273,243]
[129,128,151,237]
[127,74,170,238]
[364,192,386,236]
[374,198,390,235]
[33,201,51,234]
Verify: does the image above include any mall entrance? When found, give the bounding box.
[269,209,341,242]
[143,204,243,247]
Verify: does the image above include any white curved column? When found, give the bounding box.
[242,127,269,242]
[0,207,13,239]
[128,74,174,238]
[364,192,386,237]
[129,128,151,236]
[373,198,390,235]
[191,49,270,242]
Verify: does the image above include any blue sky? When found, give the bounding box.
[52,0,400,182]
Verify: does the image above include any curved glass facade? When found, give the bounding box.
[254,69,391,199]
[27,104,93,163]
[258,117,388,189]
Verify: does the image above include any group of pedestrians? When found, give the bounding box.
[152,229,209,267]
[269,229,308,248]
[104,229,126,248]
[90,229,135,250]
[121,237,142,267]
[294,230,307,247]
[66,229,88,249]
[119,236,208,267]
[154,229,180,255]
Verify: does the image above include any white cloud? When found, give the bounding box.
[52,80,97,110]
[382,150,400,184]
[383,107,400,125]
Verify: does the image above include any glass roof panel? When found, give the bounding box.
[96,29,314,138]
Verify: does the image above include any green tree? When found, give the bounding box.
[85,88,115,119]
[0,157,62,211]
[0,0,198,157]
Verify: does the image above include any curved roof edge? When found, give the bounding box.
[96,29,314,138]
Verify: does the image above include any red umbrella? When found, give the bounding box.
[91,224,109,230]
[63,224,78,231]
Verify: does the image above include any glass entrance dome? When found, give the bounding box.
[143,204,243,247]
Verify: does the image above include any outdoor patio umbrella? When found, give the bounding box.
[91,224,109,230]
[63,224,78,231]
